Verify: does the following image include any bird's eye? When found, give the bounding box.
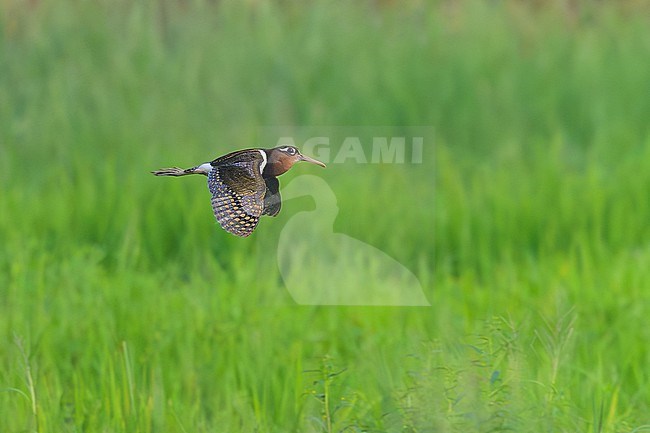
[280,146,296,155]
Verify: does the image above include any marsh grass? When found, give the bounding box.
[2,1,650,431]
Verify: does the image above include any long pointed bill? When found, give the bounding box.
[299,154,326,168]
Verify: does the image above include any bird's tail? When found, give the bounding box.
[151,166,199,176]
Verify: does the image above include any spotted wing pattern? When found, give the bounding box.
[207,150,267,237]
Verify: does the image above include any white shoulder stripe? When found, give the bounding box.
[197,163,212,174]
[258,149,267,174]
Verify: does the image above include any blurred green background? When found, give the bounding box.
[2,0,650,431]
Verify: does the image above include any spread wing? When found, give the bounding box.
[262,176,281,217]
[207,150,267,237]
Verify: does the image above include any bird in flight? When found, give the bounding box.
[152,146,326,237]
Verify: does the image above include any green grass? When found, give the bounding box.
[2,0,650,431]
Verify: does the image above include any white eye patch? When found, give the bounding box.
[279,146,296,155]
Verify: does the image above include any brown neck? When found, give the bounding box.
[263,151,295,177]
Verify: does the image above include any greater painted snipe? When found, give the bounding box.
[152,146,326,237]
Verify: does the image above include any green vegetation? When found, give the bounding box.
[2,1,650,431]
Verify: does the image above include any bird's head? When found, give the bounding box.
[265,145,326,176]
